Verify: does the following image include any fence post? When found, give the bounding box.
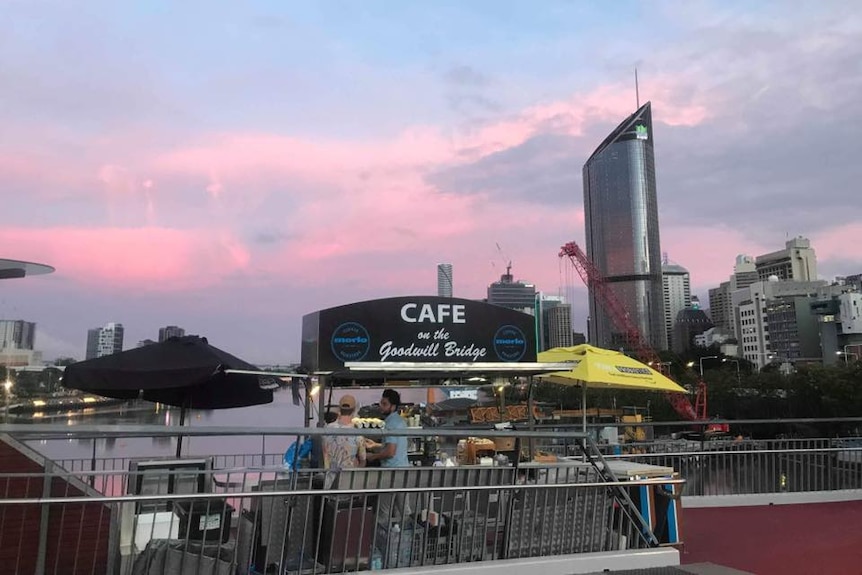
[34,459,53,575]
[91,437,97,488]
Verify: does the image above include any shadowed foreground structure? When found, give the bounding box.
[682,501,862,574]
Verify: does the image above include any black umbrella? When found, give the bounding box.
[62,335,276,456]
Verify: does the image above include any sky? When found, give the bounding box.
[2,1,861,364]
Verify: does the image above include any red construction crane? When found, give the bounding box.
[559,241,699,421]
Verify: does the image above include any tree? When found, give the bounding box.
[12,370,42,397]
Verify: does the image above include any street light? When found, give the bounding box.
[722,358,741,383]
[698,356,718,377]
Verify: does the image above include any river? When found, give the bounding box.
[7,386,441,464]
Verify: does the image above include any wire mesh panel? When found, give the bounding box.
[504,469,612,559]
[131,539,234,575]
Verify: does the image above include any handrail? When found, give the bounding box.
[510,416,862,428]
[0,477,688,506]
[0,424,589,439]
[604,446,862,458]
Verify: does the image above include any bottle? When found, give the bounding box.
[370,548,383,570]
[456,439,467,464]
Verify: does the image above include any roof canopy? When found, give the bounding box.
[0,258,54,280]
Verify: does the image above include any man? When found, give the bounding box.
[366,389,409,467]
[323,394,366,471]
[366,389,412,525]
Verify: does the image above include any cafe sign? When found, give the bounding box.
[301,296,537,371]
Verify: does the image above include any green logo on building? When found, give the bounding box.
[635,125,648,140]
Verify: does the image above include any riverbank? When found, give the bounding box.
[7,395,126,415]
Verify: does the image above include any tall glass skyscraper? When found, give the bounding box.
[437,263,453,297]
[582,101,667,350]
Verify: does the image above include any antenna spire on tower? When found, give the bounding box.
[635,68,640,109]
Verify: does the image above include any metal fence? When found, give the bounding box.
[534,421,862,496]
[0,425,676,575]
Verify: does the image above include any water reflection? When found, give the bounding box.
[20,387,306,463]
[19,387,446,465]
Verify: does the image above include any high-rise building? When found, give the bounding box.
[437,263,453,298]
[662,263,691,351]
[536,294,574,351]
[755,237,817,282]
[583,101,666,350]
[732,255,759,290]
[0,319,40,366]
[546,304,574,350]
[708,255,761,335]
[708,282,731,332]
[86,328,100,360]
[98,323,124,357]
[733,279,836,368]
[158,325,186,342]
[810,289,862,365]
[0,320,36,350]
[487,264,536,315]
[86,323,124,359]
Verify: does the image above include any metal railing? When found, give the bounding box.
[533,418,862,496]
[0,425,676,575]
[25,422,862,499]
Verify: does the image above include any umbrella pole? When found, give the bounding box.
[303,380,311,428]
[176,407,186,458]
[582,383,587,462]
[527,377,535,460]
[313,376,327,467]
[317,376,328,428]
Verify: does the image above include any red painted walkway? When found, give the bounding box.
[681,500,862,575]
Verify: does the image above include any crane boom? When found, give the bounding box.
[559,241,698,420]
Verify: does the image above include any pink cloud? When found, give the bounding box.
[0,75,726,299]
[458,77,710,157]
[136,77,711,270]
[0,227,249,291]
[0,152,91,199]
[810,224,862,264]
[151,75,711,192]
[660,225,772,291]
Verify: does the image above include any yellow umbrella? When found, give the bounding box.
[536,344,687,434]
[537,344,686,393]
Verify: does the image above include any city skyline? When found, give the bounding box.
[1,2,861,363]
